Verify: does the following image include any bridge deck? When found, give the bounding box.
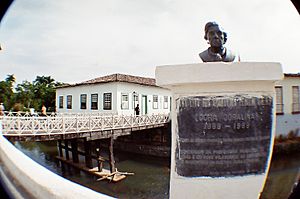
[0,112,169,141]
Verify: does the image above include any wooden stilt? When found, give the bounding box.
[160,129,164,143]
[84,138,93,168]
[96,151,105,172]
[58,140,63,157]
[56,156,132,182]
[71,139,79,163]
[65,140,70,160]
[95,148,101,172]
[109,136,116,173]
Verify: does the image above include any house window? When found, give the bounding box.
[121,94,129,109]
[91,94,98,110]
[132,93,139,109]
[292,86,300,114]
[153,95,158,109]
[80,94,87,109]
[275,87,283,115]
[163,96,168,109]
[103,93,112,110]
[59,96,63,109]
[67,95,72,109]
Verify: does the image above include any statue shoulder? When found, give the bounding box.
[199,50,210,62]
[224,48,236,62]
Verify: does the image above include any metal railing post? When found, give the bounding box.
[76,113,78,132]
[89,115,91,131]
[47,116,50,134]
[16,116,20,135]
[62,114,65,134]
[31,116,35,134]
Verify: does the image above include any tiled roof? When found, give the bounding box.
[58,73,157,88]
[57,72,300,89]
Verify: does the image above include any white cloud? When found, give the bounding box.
[0,0,299,84]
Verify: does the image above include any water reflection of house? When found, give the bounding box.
[55,73,171,115]
[275,73,300,137]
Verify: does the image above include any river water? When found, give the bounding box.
[13,141,300,199]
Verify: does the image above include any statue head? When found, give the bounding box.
[204,22,227,48]
[199,21,236,62]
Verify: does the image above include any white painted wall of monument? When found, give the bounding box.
[156,62,283,199]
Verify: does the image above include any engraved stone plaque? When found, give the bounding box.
[176,95,273,177]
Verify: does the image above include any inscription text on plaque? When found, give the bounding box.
[176,95,273,177]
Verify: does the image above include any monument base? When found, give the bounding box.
[156,62,283,199]
[171,176,265,199]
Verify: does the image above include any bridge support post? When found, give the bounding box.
[109,135,116,173]
[156,62,283,199]
[64,140,70,160]
[58,140,63,157]
[71,139,79,163]
[84,138,93,168]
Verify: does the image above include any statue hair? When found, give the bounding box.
[204,22,227,44]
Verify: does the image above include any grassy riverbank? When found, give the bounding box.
[260,137,300,199]
[273,136,300,155]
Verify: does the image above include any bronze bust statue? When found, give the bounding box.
[199,22,236,62]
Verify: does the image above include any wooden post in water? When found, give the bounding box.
[64,140,70,160]
[84,138,93,168]
[109,135,116,173]
[58,140,63,157]
[71,139,79,163]
[96,148,105,172]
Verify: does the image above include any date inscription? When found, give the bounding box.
[175,95,273,177]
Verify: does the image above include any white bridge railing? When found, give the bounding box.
[0,121,113,199]
[0,112,170,136]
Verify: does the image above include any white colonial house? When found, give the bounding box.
[55,72,300,137]
[56,73,171,115]
[275,73,300,137]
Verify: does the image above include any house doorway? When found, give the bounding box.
[141,95,148,115]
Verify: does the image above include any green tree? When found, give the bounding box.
[1,75,63,112]
[33,76,58,112]
[0,74,16,110]
[15,80,35,109]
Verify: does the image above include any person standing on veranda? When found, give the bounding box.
[0,103,5,116]
[41,105,47,116]
[135,104,140,116]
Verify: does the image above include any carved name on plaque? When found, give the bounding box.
[176,95,273,177]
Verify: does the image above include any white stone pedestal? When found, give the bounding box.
[155,62,283,199]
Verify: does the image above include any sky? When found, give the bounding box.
[0,0,299,84]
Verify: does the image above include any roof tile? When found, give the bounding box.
[59,73,157,88]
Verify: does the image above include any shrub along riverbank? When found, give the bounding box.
[273,134,300,155]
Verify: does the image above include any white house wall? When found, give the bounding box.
[56,74,300,136]
[56,82,118,113]
[116,82,171,115]
[275,76,300,136]
[56,82,171,115]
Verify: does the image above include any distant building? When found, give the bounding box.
[56,72,300,136]
[55,74,171,115]
[275,73,300,137]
